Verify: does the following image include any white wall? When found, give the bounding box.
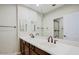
[43,4,79,41]
[18,5,42,36]
[63,12,79,41]
[0,5,18,54]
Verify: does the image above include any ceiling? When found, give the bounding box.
[24,4,64,14]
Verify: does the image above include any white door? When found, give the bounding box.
[0,5,18,54]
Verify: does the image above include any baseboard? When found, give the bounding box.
[16,52,21,55]
[0,52,21,55]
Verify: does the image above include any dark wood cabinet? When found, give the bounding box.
[20,38,50,55]
[35,47,50,55]
[24,44,29,55]
[30,49,37,55]
[20,39,25,55]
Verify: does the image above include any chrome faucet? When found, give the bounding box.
[54,40,57,44]
[48,36,53,43]
[35,33,39,36]
[29,33,34,38]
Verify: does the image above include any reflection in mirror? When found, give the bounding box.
[37,27,39,29]
[19,21,24,31]
[53,17,63,39]
[25,24,27,32]
[34,25,36,31]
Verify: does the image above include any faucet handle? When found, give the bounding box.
[48,36,50,42]
[48,36,53,43]
[54,40,57,44]
[51,38,53,43]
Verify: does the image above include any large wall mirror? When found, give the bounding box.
[53,12,79,42]
[63,12,79,42]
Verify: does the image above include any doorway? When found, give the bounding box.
[53,17,63,39]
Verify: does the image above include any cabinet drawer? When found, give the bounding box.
[20,39,25,54]
[35,47,50,55]
[30,49,37,55]
[30,44,35,50]
[25,45,29,55]
[25,42,30,47]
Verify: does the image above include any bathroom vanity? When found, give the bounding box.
[20,38,50,55]
[19,32,79,55]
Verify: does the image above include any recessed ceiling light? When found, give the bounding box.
[52,4,56,6]
[36,4,39,7]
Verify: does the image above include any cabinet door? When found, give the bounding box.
[35,47,50,55]
[24,44,29,55]
[20,39,25,54]
[30,44,37,55]
[30,45,35,51]
[30,49,37,55]
[22,40,26,55]
[20,39,27,55]
[20,39,22,53]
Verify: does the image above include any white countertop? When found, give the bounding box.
[19,32,79,55]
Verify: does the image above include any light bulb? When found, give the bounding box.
[36,4,39,7]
